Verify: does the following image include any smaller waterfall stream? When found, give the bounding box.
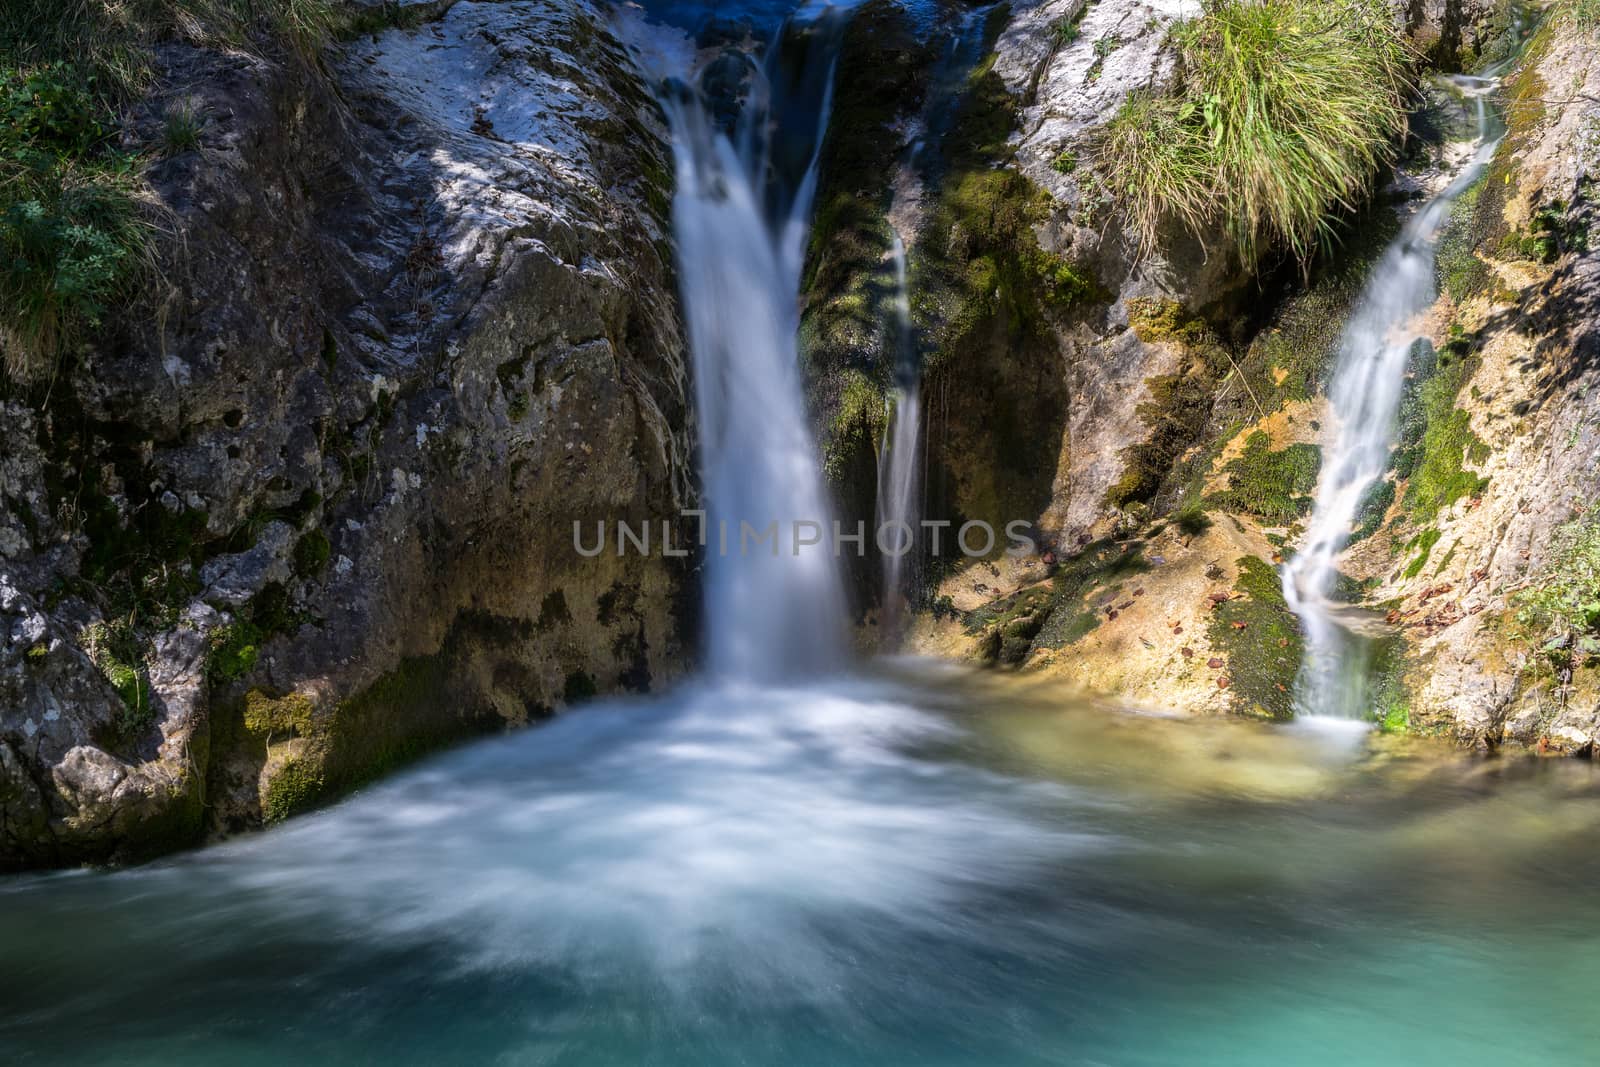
[877,234,921,631]
[1283,72,1508,722]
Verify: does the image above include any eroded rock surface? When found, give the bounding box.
[1,0,692,867]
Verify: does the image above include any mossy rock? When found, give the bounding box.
[1206,556,1303,721]
[1207,432,1321,525]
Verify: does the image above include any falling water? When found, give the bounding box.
[660,12,849,680]
[1282,73,1508,722]
[877,233,921,631]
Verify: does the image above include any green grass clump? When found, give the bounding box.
[1,3,348,381]
[1513,502,1600,667]
[81,618,155,739]
[1559,0,1600,30]
[160,100,204,156]
[1207,556,1303,720]
[0,63,148,380]
[1098,0,1412,264]
[1208,432,1321,524]
[0,1,339,97]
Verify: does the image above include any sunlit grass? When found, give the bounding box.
[1099,0,1414,265]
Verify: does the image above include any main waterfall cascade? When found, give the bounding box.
[660,9,849,680]
[1282,69,1511,724]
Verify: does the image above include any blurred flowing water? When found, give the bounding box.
[5,6,1598,1065]
[4,668,1600,1063]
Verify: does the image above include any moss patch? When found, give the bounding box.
[1392,336,1489,525]
[1207,432,1321,524]
[262,758,324,824]
[966,541,1152,665]
[1108,300,1222,511]
[1206,556,1303,720]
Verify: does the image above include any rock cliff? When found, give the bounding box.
[1,0,691,867]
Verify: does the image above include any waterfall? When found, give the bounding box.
[1282,73,1508,722]
[877,234,921,633]
[660,12,848,681]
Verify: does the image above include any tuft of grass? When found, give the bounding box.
[1559,0,1600,30]
[0,63,149,380]
[0,1,340,99]
[1098,0,1413,264]
[160,100,204,156]
[0,3,347,381]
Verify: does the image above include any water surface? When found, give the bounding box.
[4,668,1598,1064]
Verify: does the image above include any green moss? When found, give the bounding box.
[821,369,886,486]
[1107,363,1217,511]
[966,585,1057,666]
[1207,433,1321,524]
[1435,173,1492,301]
[1392,336,1489,525]
[292,528,330,576]
[262,758,324,824]
[205,583,309,688]
[241,688,315,738]
[966,541,1153,661]
[562,670,598,704]
[1206,556,1303,721]
[1401,527,1443,579]
[1349,477,1396,545]
[206,622,260,686]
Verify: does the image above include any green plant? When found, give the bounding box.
[0,2,340,98]
[1559,0,1600,30]
[1053,11,1085,44]
[160,100,204,156]
[0,63,148,380]
[82,618,155,737]
[1098,0,1412,264]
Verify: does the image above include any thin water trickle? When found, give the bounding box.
[1283,68,1510,724]
[877,234,921,632]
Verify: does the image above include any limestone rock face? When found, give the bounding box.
[1,0,692,868]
